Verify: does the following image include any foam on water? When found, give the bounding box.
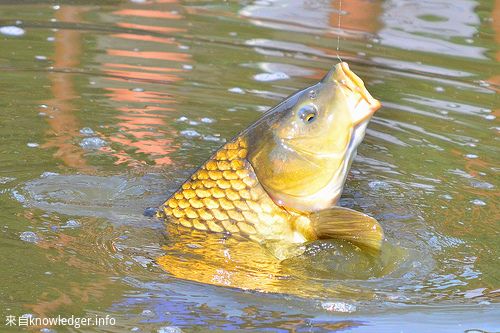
[253,72,290,82]
[0,25,25,36]
[80,137,107,149]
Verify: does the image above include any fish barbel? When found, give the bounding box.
[158,62,384,251]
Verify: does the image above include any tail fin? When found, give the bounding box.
[310,207,384,252]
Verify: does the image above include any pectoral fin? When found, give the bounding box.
[310,207,384,252]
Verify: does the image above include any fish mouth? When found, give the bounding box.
[336,62,381,126]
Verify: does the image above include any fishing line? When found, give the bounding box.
[336,0,343,63]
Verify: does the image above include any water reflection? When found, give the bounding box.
[95,0,188,166]
[240,0,380,60]
[43,6,93,171]
[379,0,486,58]
[156,224,413,300]
[41,2,189,169]
[338,0,382,34]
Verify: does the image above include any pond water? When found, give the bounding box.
[0,0,499,332]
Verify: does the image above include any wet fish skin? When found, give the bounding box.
[159,136,297,243]
[158,62,383,251]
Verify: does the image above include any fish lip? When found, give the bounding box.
[338,62,381,126]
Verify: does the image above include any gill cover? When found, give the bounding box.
[245,63,380,212]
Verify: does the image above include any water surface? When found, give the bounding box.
[0,0,499,332]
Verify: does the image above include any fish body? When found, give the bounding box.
[158,62,383,251]
[159,135,307,244]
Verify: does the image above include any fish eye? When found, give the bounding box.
[298,105,318,124]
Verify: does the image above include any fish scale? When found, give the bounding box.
[158,136,296,242]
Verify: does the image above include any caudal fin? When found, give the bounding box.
[310,207,384,252]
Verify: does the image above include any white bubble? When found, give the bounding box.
[79,127,95,136]
[141,309,155,317]
[321,301,356,313]
[63,220,81,228]
[0,26,25,36]
[200,117,215,123]
[368,180,390,190]
[254,0,272,5]
[253,72,289,82]
[470,181,494,190]
[80,137,107,149]
[228,87,245,94]
[471,199,486,206]
[40,172,59,178]
[40,328,57,333]
[35,55,47,61]
[180,130,201,137]
[182,64,193,70]
[477,80,490,87]
[158,327,183,333]
[20,231,40,243]
[12,190,26,203]
[27,142,39,148]
[465,154,478,159]
[202,135,225,142]
[0,177,15,184]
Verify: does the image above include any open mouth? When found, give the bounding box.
[337,62,381,126]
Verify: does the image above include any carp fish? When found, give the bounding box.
[158,62,383,252]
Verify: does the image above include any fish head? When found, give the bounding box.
[247,62,381,211]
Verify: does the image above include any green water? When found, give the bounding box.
[0,0,499,332]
